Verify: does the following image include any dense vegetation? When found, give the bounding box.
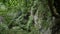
[0,0,52,34]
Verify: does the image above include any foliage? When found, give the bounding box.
[0,0,52,34]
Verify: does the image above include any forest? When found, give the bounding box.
[0,0,60,34]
